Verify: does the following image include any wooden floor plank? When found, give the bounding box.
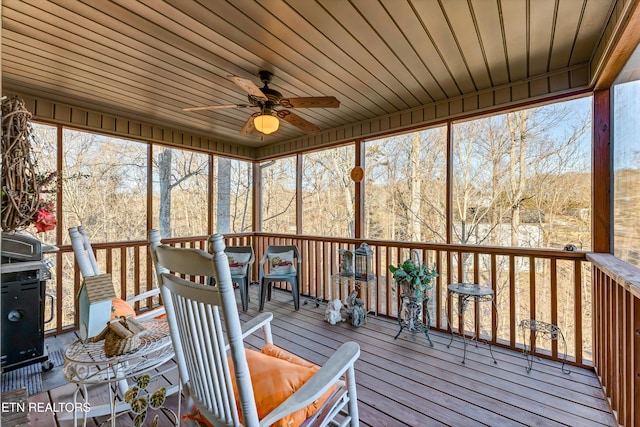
[47,381,99,427]
[26,391,56,427]
[34,285,615,427]
[252,303,564,426]
[279,308,614,422]
[253,287,616,427]
[1,388,29,427]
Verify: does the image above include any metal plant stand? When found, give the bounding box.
[395,294,434,347]
[519,319,570,374]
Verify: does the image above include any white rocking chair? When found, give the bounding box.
[157,233,361,427]
[65,227,174,422]
[68,226,165,321]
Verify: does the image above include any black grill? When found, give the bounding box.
[1,233,53,372]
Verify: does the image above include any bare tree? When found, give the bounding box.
[216,157,231,233]
[261,157,297,233]
[154,147,208,238]
[302,146,355,236]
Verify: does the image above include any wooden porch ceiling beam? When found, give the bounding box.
[595,0,640,90]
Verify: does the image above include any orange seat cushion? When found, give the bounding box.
[261,343,316,369]
[186,344,336,427]
[110,298,136,319]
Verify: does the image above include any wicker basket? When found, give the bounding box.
[90,315,146,357]
[104,331,142,357]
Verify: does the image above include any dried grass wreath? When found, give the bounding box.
[1,97,57,232]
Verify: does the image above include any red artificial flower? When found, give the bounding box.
[34,207,57,232]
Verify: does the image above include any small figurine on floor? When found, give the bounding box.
[346,291,366,328]
[325,299,346,325]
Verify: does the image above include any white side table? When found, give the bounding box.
[62,320,175,426]
[446,283,498,364]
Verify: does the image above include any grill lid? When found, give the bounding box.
[1,233,42,262]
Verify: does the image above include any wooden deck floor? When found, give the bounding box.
[18,285,615,426]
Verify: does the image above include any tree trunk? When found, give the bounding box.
[217,157,231,233]
[507,112,528,247]
[409,133,421,240]
[158,149,172,238]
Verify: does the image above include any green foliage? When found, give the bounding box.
[126,374,172,427]
[388,258,438,298]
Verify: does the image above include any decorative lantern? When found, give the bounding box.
[354,242,374,281]
[339,248,354,277]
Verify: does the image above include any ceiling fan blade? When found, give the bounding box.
[279,96,340,109]
[277,110,320,134]
[240,112,260,135]
[227,75,267,101]
[183,104,251,112]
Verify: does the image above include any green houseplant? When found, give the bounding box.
[388,257,438,299]
[389,251,438,346]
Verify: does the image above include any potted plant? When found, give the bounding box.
[389,251,438,346]
[388,257,438,300]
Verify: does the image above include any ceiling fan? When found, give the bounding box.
[183,70,340,135]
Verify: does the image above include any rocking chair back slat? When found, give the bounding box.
[158,234,261,426]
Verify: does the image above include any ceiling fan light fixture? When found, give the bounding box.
[254,112,279,134]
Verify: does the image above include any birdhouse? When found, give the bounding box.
[354,243,374,281]
[77,273,116,342]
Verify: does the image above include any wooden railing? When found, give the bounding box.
[254,233,591,368]
[47,238,154,335]
[588,253,640,427]
[45,233,252,335]
[48,231,590,368]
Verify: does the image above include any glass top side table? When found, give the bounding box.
[63,320,175,426]
[446,283,498,364]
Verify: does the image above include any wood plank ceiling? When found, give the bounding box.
[0,0,622,153]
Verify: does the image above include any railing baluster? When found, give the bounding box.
[509,255,516,348]
[550,258,558,359]
[388,245,394,317]
[435,249,443,329]
[317,241,322,299]
[490,253,497,343]
[529,256,536,338]
[574,260,583,365]
[134,246,141,310]
[632,297,639,427]
[105,248,112,276]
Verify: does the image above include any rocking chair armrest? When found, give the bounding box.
[134,307,165,322]
[241,312,273,344]
[224,312,274,353]
[126,288,161,304]
[259,341,360,427]
[125,289,164,321]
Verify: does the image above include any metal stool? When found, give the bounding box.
[519,319,570,374]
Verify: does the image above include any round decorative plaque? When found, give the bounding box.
[350,166,364,182]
